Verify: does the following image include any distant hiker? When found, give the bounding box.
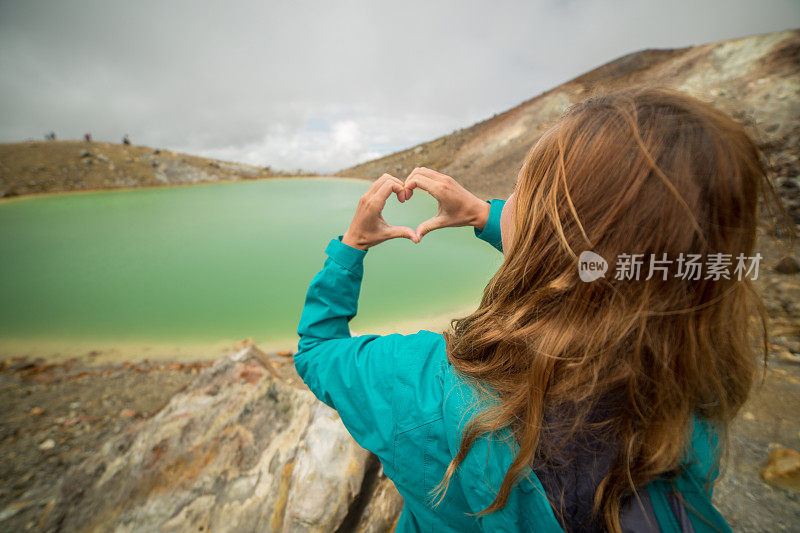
[84,133,92,142]
[122,134,130,145]
[45,131,56,141]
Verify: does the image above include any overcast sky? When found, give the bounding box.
[1,1,798,173]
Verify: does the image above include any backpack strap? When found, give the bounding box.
[669,471,732,533]
[647,479,682,532]
[646,414,733,533]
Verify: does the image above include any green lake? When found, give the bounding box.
[0,177,504,357]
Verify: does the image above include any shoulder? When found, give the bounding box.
[385,329,446,372]
[387,328,447,365]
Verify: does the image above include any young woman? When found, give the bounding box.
[294,86,780,532]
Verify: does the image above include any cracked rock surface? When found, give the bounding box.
[38,347,403,532]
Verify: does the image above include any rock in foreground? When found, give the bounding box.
[41,347,403,532]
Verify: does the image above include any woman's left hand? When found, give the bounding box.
[341,173,417,250]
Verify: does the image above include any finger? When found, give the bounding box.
[372,180,406,211]
[410,166,451,183]
[415,216,446,240]
[404,174,442,197]
[366,173,400,194]
[372,173,410,202]
[364,175,398,202]
[386,225,416,242]
[396,182,409,202]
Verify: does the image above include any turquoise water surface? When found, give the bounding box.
[0,178,504,348]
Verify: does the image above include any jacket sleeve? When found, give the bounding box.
[473,199,505,253]
[293,235,412,473]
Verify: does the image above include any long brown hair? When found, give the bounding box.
[430,85,788,531]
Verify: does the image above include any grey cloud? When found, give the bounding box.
[1,0,798,173]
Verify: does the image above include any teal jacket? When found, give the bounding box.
[295,199,732,532]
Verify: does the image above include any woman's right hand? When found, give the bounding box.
[404,167,490,241]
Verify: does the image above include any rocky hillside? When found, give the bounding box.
[338,28,800,207]
[0,141,313,198]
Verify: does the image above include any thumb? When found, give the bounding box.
[386,225,417,242]
[415,216,445,241]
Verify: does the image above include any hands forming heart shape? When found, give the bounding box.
[341,167,491,251]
